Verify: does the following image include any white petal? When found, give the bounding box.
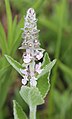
[36,52,43,60]
[22,79,27,85]
[30,79,37,87]
[23,58,31,63]
[26,49,31,54]
[30,71,34,77]
[20,69,28,75]
[37,69,42,74]
[35,62,42,74]
[35,62,41,70]
[23,53,32,63]
[38,62,42,67]
[32,77,37,80]
[22,75,29,85]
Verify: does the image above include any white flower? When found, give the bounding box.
[23,53,32,63]
[30,76,37,87]
[23,49,33,63]
[30,71,34,77]
[26,49,31,54]
[22,76,28,85]
[35,62,42,74]
[36,51,43,60]
[20,69,28,76]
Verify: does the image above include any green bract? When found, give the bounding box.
[5,55,23,76]
[20,86,44,107]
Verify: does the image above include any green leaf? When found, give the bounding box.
[14,17,24,43]
[42,52,50,68]
[0,23,8,53]
[20,86,44,107]
[33,0,45,10]
[13,100,28,119]
[0,65,9,79]
[12,16,17,40]
[58,60,72,78]
[39,15,58,33]
[37,73,50,98]
[5,55,23,76]
[38,59,56,79]
[48,0,67,114]
[10,17,23,56]
[37,53,56,98]
[0,69,13,109]
[5,0,12,47]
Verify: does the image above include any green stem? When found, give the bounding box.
[30,106,36,119]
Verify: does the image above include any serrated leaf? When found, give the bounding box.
[5,55,23,76]
[13,100,28,119]
[20,86,44,107]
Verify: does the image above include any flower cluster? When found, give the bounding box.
[20,8,45,87]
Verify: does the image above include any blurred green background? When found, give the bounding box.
[0,0,72,119]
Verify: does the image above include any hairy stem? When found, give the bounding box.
[29,106,36,119]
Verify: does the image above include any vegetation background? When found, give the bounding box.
[0,0,72,119]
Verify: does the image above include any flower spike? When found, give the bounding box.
[20,8,44,87]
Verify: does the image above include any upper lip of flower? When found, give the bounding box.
[20,68,28,75]
[35,62,42,74]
